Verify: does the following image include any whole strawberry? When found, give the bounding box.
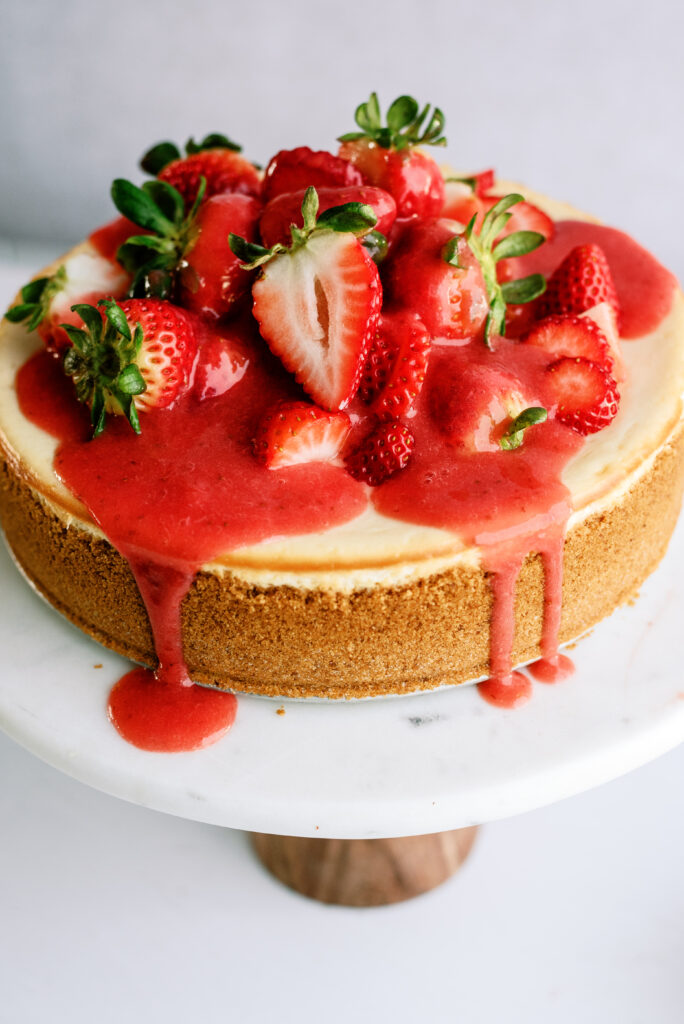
[111,177,262,317]
[261,146,364,203]
[536,243,620,324]
[260,185,396,249]
[345,420,415,485]
[230,187,382,411]
[62,298,197,436]
[338,93,446,219]
[141,133,260,206]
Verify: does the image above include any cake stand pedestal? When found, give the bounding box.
[1,519,684,906]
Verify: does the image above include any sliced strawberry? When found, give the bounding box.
[430,363,542,452]
[359,310,431,419]
[179,193,262,320]
[260,185,396,249]
[344,420,415,485]
[536,243,620,323]
[545,357,620,435]
[251,231,381,411]
[385,218,488,342]
[580,302,625,383]
[62,298,198,436]
[262,147,363,202]
[254,400,351,468]
[522,315,613,370]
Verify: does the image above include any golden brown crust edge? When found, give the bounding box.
[1,422,684,699]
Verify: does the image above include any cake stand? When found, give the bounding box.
[1,514,684,905]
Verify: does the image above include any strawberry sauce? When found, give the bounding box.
[15,218,675,735]
[518,221,677,339]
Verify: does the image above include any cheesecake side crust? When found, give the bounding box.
[2,418,683,699]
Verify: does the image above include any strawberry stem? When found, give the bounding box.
[230,186,377,270]
[338,92,446,151]
[61,299,147,438]
[5,266,67,331]
[499,406,548,450]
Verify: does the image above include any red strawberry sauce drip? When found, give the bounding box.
[15,219,676,730]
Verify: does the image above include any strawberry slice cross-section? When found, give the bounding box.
[230,187,383,411]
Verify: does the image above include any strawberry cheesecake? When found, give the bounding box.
[0,95,682,751]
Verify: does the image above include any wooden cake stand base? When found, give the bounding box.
[251,827,479,906]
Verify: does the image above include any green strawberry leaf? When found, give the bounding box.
[499,406,548,450]
[140,141,182,175]
[493,230,545,262]
[316,202,377,235]
[186,132,241,154]
[362,229,388,264]
[339,92,446,150]
[111,179,176,237]
[500,274,546,304]
[5,266,68,333]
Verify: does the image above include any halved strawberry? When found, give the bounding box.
[536,243,620,323]
[344,420,415,485]
[6,252,129,353]
[580,302,625,382]
[545,357,620,435]
[260,185,396,249]
[359,310,431,419]
[141,133,261,207]
[254,400,351,468]
[338,93,446,218]
[231,188,382,411]
[522,315,613,370]
[62,298,198,436]
[261,146,363,202]
[179,193,262,319]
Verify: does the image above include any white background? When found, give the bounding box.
[1,0,684,1020]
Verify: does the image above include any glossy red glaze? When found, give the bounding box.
[180,194,262,321]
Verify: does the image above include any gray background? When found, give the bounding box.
[2,0,683,275]
[2,1,684,1021]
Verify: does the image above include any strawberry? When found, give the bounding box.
[259,185,396,249]
[5,252,129,353]
[522,315,614,371]
[359,310,431,419]
[580,302,625,382]
[338,93,446,219]
[430,363,545,452]
[483,195,554,241]
[230,187,382,411]
[344,420,415,485]
[544,357,620,435]
[254,400,351,468]
[441,185,554,244]
[61,298,198,436]
[261,146,363,203]
[111,177,263,315]
[179,193,262,319]
[193,332,251,401]
[385,219,488,343]
[141,133,260,206]
[536,243,620,323]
